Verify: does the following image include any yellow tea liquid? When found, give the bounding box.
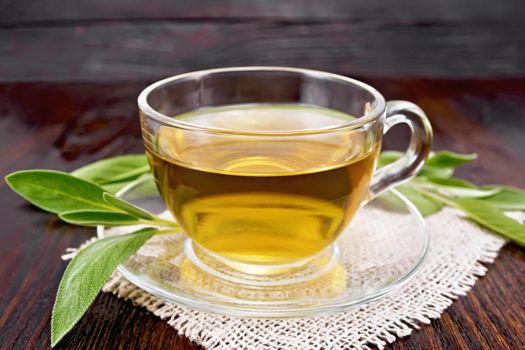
[145,104,379,265]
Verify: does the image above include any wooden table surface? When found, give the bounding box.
[1,2,524,349]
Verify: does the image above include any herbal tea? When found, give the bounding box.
[145,104,380,265]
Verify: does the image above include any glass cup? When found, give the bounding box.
[138,67,432,282]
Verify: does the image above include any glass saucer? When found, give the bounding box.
[98,178,428,317]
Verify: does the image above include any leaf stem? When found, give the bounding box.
[412,185,458,208]
[156,229,179,235]
[152,217,180,228]
[137,216,180,228]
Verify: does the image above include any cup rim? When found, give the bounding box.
[137,66,386,136]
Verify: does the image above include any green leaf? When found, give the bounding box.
[104,174,160,200]
[122,174,159,199]
[71,154,149,185]
[5,170,114,214]
[376,191,406,213]
[424,151,477,168]
[378,150,474,179]
[102,181,133,194]
[377,151,403,168]
[418,151,476,178]
[455,198,525,247]
[103,193,154,220]
[59,210,141,226]
[375,186,443,217]
[425,177,476,188]
[418,166,454,178]
[101,173,157,196]
[477,186,525,210]
[422,177,501,198]
[397,185,444,217]
[51,227,156,347]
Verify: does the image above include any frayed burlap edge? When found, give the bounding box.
[63,209,520,350]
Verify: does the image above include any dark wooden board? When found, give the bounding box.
[1,0,524,23]
[1,0,525,81]
[0,79,524,349]
[1,20,524,82]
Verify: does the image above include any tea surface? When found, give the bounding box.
[146,104,379,265]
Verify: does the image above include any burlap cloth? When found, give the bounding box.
[65,208,523,350]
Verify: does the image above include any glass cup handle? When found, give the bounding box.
[369,100,433,198]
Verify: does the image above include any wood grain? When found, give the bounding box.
[0,79,524,349]
[1,20,524,82]
[1,0,524,23]
[0,2,524,348]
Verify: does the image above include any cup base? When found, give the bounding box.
[98,177,429,317]
[185,239,340,287]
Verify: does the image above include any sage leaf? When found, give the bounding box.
[378,150,475,179]
[477,186,525,210]
[419,151,476,178]
[51,227,157,347]
[72,154,149,185]
[5,170,114,214]
[418,166,454,179]
[455,198,525,247]
[424,151,477,168]
[101,173,157,195]
[121,174,160,200]
[59,210,141,226]
[376,191,406,213]
[377,151,402,168]
[398,185,443,217]
[103,193,154,220]
[102,181,133,194]
[422,177,500,198]
[424,176,477,188]
[376,186,443,217]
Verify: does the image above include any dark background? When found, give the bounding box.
[0,1,524,349]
